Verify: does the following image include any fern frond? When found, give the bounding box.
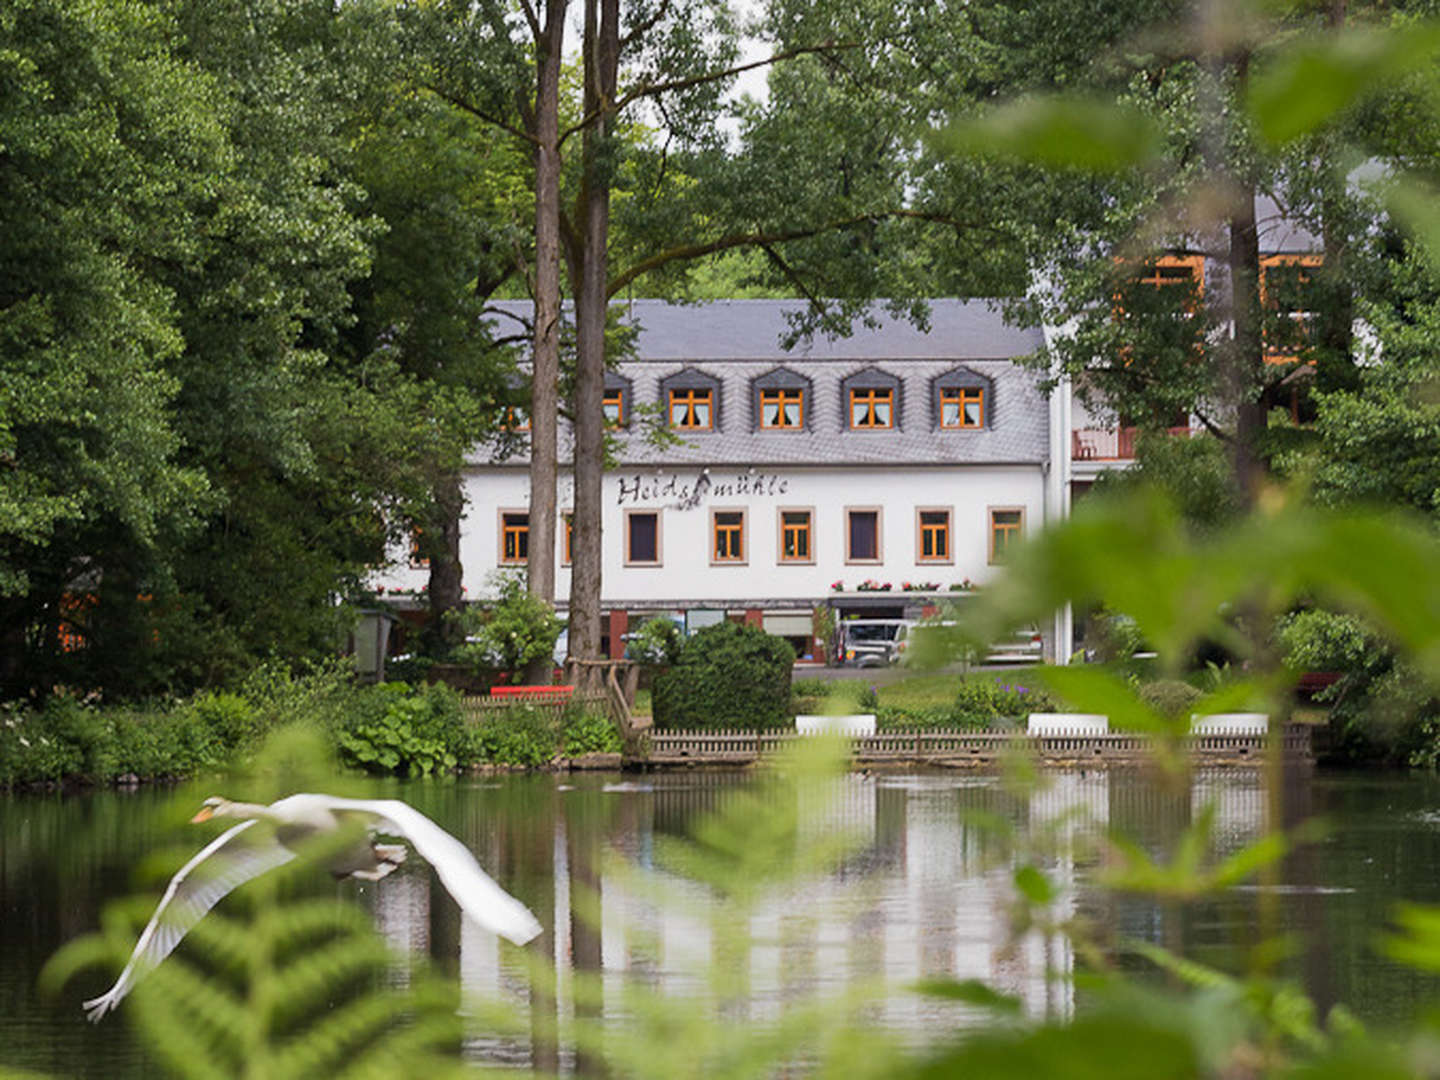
[269,978,445,1077]
[269,935,397,1021]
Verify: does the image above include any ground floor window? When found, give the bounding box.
[712,509,746,563]
[500,511,529,564]
[779,508,813,563]
[626,511,661,565]
[989,507,1023,563]
[561,513,573,566]
[918,508,952,563]
[846,508,881,562]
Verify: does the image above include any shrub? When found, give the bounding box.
[789,676,833,716]
[876,705,978,731]
[562,707,622,756]
[473,705,560,767]
[627,616,683,665]
[1137,679,1203,719]
[189,692,262,754]
[951,677,1056,725]
[652,622,794,730]
[335,682,466,777]
[452,572,564,681]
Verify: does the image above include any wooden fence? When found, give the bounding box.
[460,693,610,726]
[643,726,1312,767]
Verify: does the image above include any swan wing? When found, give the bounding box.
[83,819,294,1021]
[324,796,542,946]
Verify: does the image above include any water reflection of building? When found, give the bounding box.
[371,768,1271,1061]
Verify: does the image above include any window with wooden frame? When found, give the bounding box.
[778,509,814,564]
[500,511,529,565]
[917,508,952,563]
[561,513,573,566]
[939,387,984,429]
[625,511,661,565]
[711,509,746,564]
[1113,254,1205,319]
[668,388,713,430]
[1261,254,1322,365]
[1135,255,1204,291]
[846,508,882,562]
[988,508,1023,563]
[849,388,893,429]
[602,388,625,427]
[408,529,429,569]
[759,388,804,430]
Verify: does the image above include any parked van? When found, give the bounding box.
[901,619,1044,666]
[837,619,913,667]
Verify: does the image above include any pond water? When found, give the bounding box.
[4,765,1440,1076]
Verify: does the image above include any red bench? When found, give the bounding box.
[489,684,574,700]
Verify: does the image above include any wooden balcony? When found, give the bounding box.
[1072,426,1192,461]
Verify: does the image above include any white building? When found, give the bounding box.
[376,299,1078,661]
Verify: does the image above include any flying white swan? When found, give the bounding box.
[83,793,543,1021]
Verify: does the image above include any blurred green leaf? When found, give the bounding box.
[1248,27,1440,145]
[1014,864,1058,905]
[940,96,1163,172]
[912,978,1023,1013]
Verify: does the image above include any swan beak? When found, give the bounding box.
[190,807,214,823]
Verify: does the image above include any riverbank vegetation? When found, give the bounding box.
[0,664,619,790]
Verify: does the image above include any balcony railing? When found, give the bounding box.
[1072,426,1192,461]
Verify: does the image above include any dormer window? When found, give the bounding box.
[660,368,722,431]
[760,389,803,429]
[940,387,983,428]
[752,367,811,431]
[840,368,902,431]
[602,388,624,426]
[933,367,993,430]
[669,388,713,429]
[849,388,893,429]
[603,372,632,428]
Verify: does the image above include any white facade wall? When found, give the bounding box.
[376,463,1045,607]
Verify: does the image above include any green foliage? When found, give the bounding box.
[561,708,622,757]
[626,616,683,666]
[1136,679,1203,720]
[1093,435,1243,533]
[451,573,564,681]
[471,705,559,768]
[1274,609,1440,763]
[951,676,1057,724]
[651,622,794,730]
[334,682,465,778]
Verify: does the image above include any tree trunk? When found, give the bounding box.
[1317,0,1355,394]
[567,0,620,679]
[525,0,566,681]
[425,471,466,651]
[1228,180,1266,508]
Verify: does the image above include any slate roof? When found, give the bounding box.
[478,299,1050,468]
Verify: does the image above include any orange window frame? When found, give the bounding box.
[989,508,1023,563]
[712,510,745,563]
[562,513,573,566]
[669,388,713,430]
[500,512,529,564]
[602,389,625,427]
[1260,254,1323,365]
[760,388,804,430]
[849,388,893,429]
[918,509,952,562]
[780,510,812,563]
[939,387,984,429]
